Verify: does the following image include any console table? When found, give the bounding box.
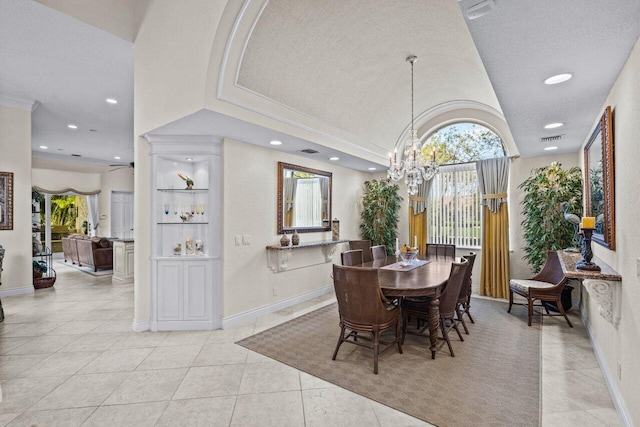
[557,251,622,328]
[266,239,349,273]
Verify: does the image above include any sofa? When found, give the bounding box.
[62,234,113,271]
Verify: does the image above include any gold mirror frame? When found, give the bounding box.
[277,162,332,234]
[584,106,615,250]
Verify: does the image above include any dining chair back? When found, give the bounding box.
[370,245,386,261]
[456,252,477,334]
[426,243,456,259]
[341,249,363,266]
[332,264,403,374]
[349,240,373,263]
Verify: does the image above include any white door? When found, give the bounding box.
[111,191,134,239]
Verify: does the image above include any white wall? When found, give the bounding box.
[508,153,580,279]
[99,168,134,237]
[0,105,33,293]
[32,169,101,193]
[579,37,640,425]
[222,138,367,317]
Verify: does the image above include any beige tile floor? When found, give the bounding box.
[0,263,621,426]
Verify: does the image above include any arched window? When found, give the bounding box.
[424,123,505,248]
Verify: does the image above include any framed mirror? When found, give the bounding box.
[277,162,332,234]
[584,106,615,250]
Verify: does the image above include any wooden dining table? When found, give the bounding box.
[362,255,454,358]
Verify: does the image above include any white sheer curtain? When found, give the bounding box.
[294,178,322,227]
[86,194,99,236]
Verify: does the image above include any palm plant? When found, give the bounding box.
[519,162,583,272]
[360,179,402,255]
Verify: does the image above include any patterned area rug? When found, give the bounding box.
[237,297,540,427]
[56,261,113,276]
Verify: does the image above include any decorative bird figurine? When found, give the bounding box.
[561,202,581,252]
[178,173,194,190]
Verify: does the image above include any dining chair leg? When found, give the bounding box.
[557,297,574,328]
[465,301,475,324]
[332,324,346,361]
[373,330,380,374]
[440,319,455,357]
[452,319,464,341]
[396,320,403,354]
[456,306,469,334]
[508,290,514,313]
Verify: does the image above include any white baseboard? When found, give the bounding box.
[150,319,220,331]
[581,309,633,427]
[131,319,150,332]
[222,284,333,329]
[0,285,34,298]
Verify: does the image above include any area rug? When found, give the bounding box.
[56,261,113,276]
[237,298,540,427]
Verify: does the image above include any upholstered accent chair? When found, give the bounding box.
[349,240,373,263]
[508,250,573,327]
[332,264,403,374]
[341,249,363,266]
[76,237,113,272]
[456,252,477,334]
[426,243,456,259]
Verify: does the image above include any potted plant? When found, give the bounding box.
[519,162,583,272]
[359,179,403,255]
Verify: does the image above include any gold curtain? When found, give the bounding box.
[285,205,293,227]
[408,199,427,257]
[480,203,510,298]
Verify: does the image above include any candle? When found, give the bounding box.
[395,238,399,252]
[414,235,417,249]
[581,216,595,229]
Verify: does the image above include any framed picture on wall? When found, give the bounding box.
[0,172,14,230]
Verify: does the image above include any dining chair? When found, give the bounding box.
[332,264,403,374]
[426,243,456,259]
[402,258,469,358]
[508,250,573,327]
[456,252,477,334]
[370,245,386,261]
[341,249,363,266]
[349,240,373,263]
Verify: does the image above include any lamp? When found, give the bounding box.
[388,55,438,196]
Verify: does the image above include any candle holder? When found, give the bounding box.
[576,228,601,271]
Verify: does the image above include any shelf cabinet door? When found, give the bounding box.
[157,262,184,321]
[183,261,211,321]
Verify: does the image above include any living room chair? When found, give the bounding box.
[370,245,386,261]
[402,258,468,358]
[456,252,477,334]
[332,264,403,374]
[426,243,456,259]
[349,240,373,263]
[508,250,573,327]
[341,249,363,266]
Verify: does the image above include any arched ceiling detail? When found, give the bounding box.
[235,0,503,156]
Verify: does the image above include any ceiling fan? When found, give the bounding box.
[109,161,135,172]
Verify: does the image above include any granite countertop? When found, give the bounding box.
[266,239,349,250]
[557,250,621,281]
[112,239,134,243]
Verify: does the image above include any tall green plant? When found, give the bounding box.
[360,179,402,255]
[519,162,583,272]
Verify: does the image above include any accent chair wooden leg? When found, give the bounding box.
[527,297,533,327]
[508,289,513,313]
[557,298,574,328]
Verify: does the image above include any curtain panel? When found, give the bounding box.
[409,180,433,256]
[476,157,510,298]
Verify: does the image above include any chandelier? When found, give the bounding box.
[388,55,438,196]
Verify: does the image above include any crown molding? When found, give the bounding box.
[0,93,40,112]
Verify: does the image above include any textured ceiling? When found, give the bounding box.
[0,0,133,164]
[460,0,640,157]
[237,0,502,154]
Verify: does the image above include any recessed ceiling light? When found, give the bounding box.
[544,146,558,151]
[544,122,564,129]
[68,124,77,129]
[269,140,282,145]
[106,98,118,104]
[40,145,48,149]
[329,157,339,161]
[368,167,377,171]
[186,158,193,161]
[114,156,121,160]
[544,73,572,85]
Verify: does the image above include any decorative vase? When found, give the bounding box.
[291,230,300,246]
[280,234,290,246]
[332,219,340,241]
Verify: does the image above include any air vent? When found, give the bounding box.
[300,149,319,154]
[89,129,98,132]
[71,154,82,157]
[540,135,563,143]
